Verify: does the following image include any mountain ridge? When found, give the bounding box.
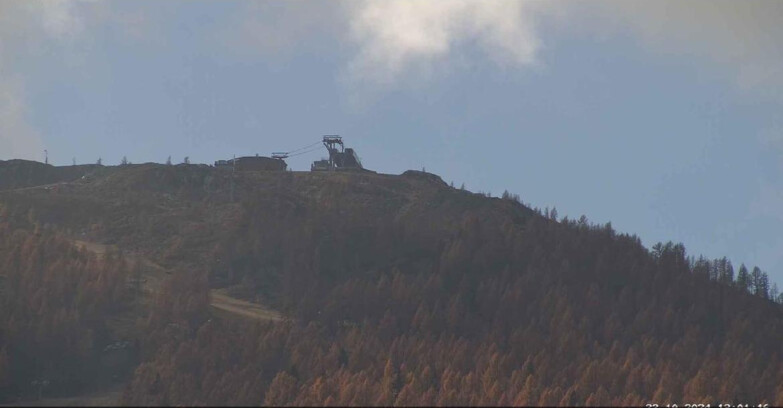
[1,160,782,405]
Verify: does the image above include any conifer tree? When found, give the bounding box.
[737,264,750,292]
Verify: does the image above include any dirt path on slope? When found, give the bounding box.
[5,240,284,407]
[72,240,167,295]
[70,239,284,322]
[210,288,284,322]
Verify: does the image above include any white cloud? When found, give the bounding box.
[587,0,783,98]
[36,0,86,38]
[213,1,783,99]
[344,0,555,87]
[338,0,783,96]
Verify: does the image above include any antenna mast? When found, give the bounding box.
[230,154,236,203]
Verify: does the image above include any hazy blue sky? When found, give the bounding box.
[2,1,782,284]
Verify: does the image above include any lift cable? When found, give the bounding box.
[287,146,324,158]
[285,141,322,155]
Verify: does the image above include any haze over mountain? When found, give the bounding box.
[2,1,783,406]
[1,0,782,286]
[0,161,782,405]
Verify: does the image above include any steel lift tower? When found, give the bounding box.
[322,135,344,169]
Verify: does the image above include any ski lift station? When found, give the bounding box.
[214,135,364,172]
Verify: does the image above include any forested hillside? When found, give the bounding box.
[1,162,782,406]
[0,225,138,400]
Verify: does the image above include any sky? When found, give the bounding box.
[1,1,782,284]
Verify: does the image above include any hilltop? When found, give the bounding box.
[0,160,111,191]
[1,160,782,406]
